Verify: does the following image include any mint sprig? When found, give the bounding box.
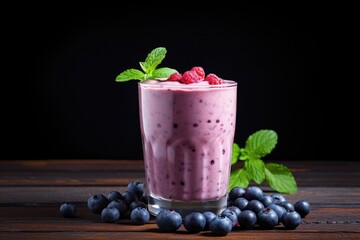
[230,129,298,194]
[115,47,178,82]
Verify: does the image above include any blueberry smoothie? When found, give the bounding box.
[138,80,237,215]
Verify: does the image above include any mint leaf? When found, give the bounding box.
[232,143,241,165]
[245,159,265,184]
[239,148,250,161]
[229,168,249,190]
[245,129,277,160]
[115,69,145,82]
[139,62,147,72]
[143,47,167,74]
[265,163,298,193]
[152,67,178,79]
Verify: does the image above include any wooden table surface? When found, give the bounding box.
[0,160,359,239]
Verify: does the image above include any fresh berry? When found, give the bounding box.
[156,209,182,232]
[107,191,124,202]
[139,195,148,205]
[234,197,249,211]
[167,72,182,81]
[101,207,120,223]
[181,70,200,84]
[122,190,136,204]
[127,180,144,200]
[278,201,295,211]
[229,187,246,202]
[294,200,311,218]
[261,195,274,207]
[191,66,205,79]
[227,206,241,217]
[268,203,287,224]
[257,208,278,229]
[183,212,206,233]
[59,202,76,218]
[209,216,233,236]
[87,194,109,214]
[245,200,264,214]
[238,210,257,229]
[107,199,128,217]
[220,209,238,228]
[271,193,286,204]
[129,201,147,212]
[281,210,301,229]
[130,207,150,225]
[205,73,224,85]
[203,211,216,230]
[245,186,264,201]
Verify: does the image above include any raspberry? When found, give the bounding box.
[205,73,224,85]
[167,72,182,82]
[191,66,205,79]
[181,71,201,84]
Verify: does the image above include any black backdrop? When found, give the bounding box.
[1,3,355,160]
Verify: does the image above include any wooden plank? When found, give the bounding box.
[0,232,359,240]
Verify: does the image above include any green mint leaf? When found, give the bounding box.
[245,129,278,160]
[115,69,145,82]
[139,62,147,72]
[152,67,178,79]
[143,47,167,74]
[239,148,250,161]
[265,163,298,194]
[229,167,249,190]
[245,159,265,184]
[232,143,241,165]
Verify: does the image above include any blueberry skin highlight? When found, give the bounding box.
[101,207,120,223]
[229,186,246,202]
[282,210,302,229]
[209,216,233,236]
[234,197,249,211]
[245,186,263,201]
[87,194,109,214]
[130,207,150,225]
[227,206,241,217]
[238,210,257,229]
[183,212,206,233]
[261,195,274,207]
[220,209,238,228]
[279,201,295,211]
[271,193,287,204]
[107,191,124,202]
[60,202,76,218]
[107,199,129,217]
[257,208,279,229]
[156,210,182,232]
[203,211,216,230]
[127,180,144,200]
[294,200,311,218]
[245,200,264,214]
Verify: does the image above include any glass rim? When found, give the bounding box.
[138,79,237,89]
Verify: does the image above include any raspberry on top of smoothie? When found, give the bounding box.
[167,66,225,85]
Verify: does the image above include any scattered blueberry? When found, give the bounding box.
[203,211,216,230]
[245,200,264,214]
[108,199,129,217]
[183,212,206,233]
[87,194,109,214]
[268,203,287,224]
[127,180,144,200]
[130,207,150,225]
[257,208,278,229]
[234,197,249,211]
[220,209,238,228]
[244,186,263,201]
[227,206,241,217]
[156,210,182,232]
[139,195,148,205]
[129,201,147,212]
[107,191,124,202]
[238,210,257,229]
[279,201,295,211]
[261,195,274,207]
[101,207,120,223]
[228,186,246,202]
[282,210,301,229]
[294,200,311,218]
[122,190,136,204]
[271,193,286,204]
[59,202,76,218]
[209,216,233,236]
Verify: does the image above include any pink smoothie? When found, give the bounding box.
[138,80,237,201]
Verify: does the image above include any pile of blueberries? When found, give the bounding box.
[60,181,311,236]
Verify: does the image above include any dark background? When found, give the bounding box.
[1,3,355,160]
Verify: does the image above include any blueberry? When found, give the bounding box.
[257,208,278,229]
[227,206,241,217]
[108,199,129,217]
[234,197,249,211]
[87,194,109,214]
[238,210,257,229]
[244,186,263,201]
[129,201,147,212]
[271,193,286,204]
[229,186,246,202]
[267,204,286,224]
[261,195,274,207]
[245,200,264,214]
[107,191,124,202]
[127,180,144,199]
[220,209,238,228]
[183,212,206,233]
[139,195,148,205]
[278,201,295,211]
[294,200,311,218]
[282,210,301,229]
[101,207,120,223]
[202,211,216,230]
[59,202,76,218]
[122,190,136,204]
[130,207,150,225]
[156,210,182,232]
[209,216,233,236]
